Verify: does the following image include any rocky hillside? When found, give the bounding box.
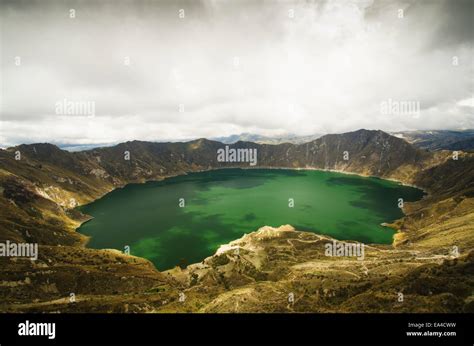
[0,129,472,313]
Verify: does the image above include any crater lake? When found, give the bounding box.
[77,169,424,270]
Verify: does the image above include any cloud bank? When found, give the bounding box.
[0,0,473,146]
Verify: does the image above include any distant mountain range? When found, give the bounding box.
[391,130,474,151]
[53,134,322,151]
[1,129,440,191]
[211,133,323,145]
[216,130,474,150]
[53,130,474,152]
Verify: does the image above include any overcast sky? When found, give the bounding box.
[0,0,473,146]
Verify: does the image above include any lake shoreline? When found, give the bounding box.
[74,166,426,269]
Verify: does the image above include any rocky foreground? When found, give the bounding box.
[0,130,473,312]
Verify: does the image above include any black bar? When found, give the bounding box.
[0,313,472,345]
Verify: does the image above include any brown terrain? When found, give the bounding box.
[0,129,473,313]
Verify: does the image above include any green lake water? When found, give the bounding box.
[77,169,424,270]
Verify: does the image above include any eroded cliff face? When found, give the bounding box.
[0,130,472,313]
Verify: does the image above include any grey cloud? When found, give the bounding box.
[432,0,474,48]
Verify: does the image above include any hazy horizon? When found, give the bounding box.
[2,128,474,151]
